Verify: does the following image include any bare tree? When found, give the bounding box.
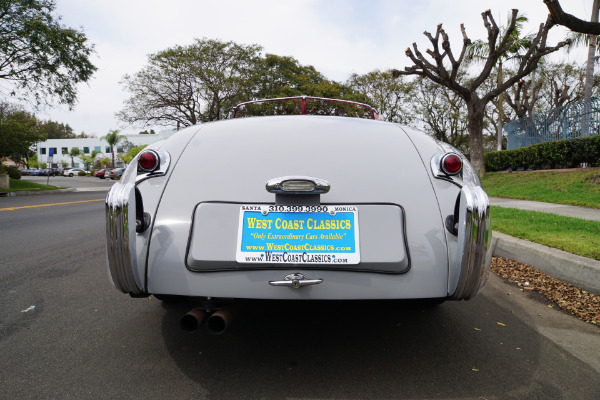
[504,78,542,118]
[393,9,569,175]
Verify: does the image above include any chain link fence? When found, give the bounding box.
[505,97,600,149]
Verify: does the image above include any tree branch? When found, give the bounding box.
[544,0,600,35]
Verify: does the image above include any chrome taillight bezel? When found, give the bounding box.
[440,153,463,176]
[138,150,161,173]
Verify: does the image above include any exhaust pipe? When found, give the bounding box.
[180,308,207,332]
[206,303,241,335]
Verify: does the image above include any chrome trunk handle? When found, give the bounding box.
[269,273,323,289]
[266,176,330,194]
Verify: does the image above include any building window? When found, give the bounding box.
[74,162,79,168]
[94,146,101,152]
[50,147,57,155]
[62,147,68,154]
[117,146,123,153]
[40,148,46,155]
[83,147,90,154]
[105,146,110,153]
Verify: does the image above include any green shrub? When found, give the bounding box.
[485,135,600,172]
[0,164,22,179]
[77,171,87,176]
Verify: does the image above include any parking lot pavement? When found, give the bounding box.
[20,175,115,192]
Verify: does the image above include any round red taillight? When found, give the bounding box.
[441,153,462,175]
[138,150,160,172]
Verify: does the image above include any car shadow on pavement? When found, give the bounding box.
[157,297,600,399]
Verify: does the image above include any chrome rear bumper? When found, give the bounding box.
[105,181,144,295]
[450,186,492,300]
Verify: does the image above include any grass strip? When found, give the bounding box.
[1,178,64,192]
[491,206,600,261]
[482,169,600,209]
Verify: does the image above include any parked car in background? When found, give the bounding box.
[59,167,72,176]
[109,168,124,180]
[103,168,113,179]
[63,168,86,177]
[95,169,107,178]
[106,96,492,335]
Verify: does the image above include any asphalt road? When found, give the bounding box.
[1,191,599,399]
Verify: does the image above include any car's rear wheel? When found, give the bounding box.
[69,173,73,177]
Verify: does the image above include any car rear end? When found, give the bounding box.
[106,116,491,305]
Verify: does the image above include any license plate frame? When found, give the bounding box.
[236,205,360,265]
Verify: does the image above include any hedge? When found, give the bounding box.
[485,135,600,172]
[0,164,22,179]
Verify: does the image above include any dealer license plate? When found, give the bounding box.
[236,205,360,265]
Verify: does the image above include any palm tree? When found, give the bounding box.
[565,0,600,137]
[69,147,80,167]
[466,13,533,150]
[101,129,126,168]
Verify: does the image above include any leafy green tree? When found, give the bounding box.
[68,147,80,167]
[79,150,100,170]
[99,157,110,168]
[0,102,45,160]
[346,69,414,123]
[28,153,39,169]
[118,38,262,126]
[40,120,75,138]
[101,129,126,168]
[119,144,147,165]
[255,54,328,98]
[0,0,96,108]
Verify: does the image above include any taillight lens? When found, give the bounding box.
[441,153,462,176]
[138,150,160,173]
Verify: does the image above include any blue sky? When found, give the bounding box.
[39,0,592,136]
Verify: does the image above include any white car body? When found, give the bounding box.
[105,98,492,332]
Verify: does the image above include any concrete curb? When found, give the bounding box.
[0,188,76,197]
[492,231,600,295]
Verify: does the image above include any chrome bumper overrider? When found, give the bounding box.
[105,181,144,295]
[450,186,492,300]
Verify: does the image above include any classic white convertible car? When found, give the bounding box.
[106,96,491,334]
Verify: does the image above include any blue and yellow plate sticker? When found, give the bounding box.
[236,205,360,265]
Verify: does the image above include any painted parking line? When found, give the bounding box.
[0,198,105,211]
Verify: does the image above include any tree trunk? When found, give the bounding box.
[497,59,504,151]
[467,102,486,177]
[583,0,599,137]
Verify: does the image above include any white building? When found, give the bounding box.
[36,130,176,169]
